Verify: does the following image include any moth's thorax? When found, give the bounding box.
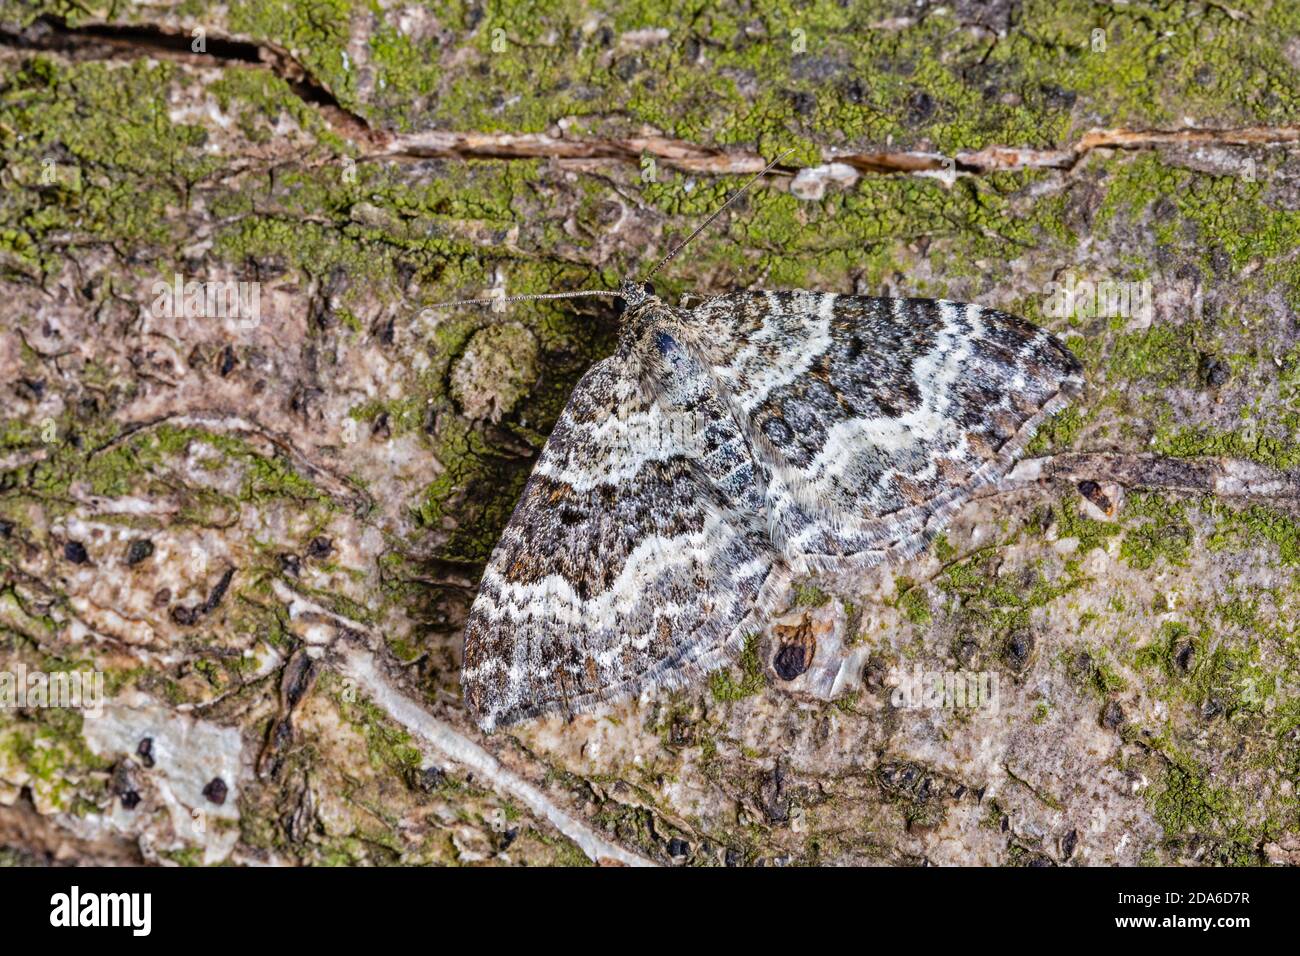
[616,298,688,357]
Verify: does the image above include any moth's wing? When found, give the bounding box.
[462,355,781,731]
[691,291,1084,566]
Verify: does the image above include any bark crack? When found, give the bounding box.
[4,14,1295,179]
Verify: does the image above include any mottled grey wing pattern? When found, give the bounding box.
[462,352,781,731]
[464,289,1083,730]
[690,291,1084,569]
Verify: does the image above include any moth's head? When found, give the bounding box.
[614,279,657,317]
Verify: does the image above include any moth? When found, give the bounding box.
[453,156,1084,731]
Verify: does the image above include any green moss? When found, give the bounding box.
[1054,499,1121,555]
[208,66,348,153]
[1155,424,1300,475]
[1149,755,1265,864]
[942,550,1091,664]
[1209,504,1300,568]
[893,577,931,627]
[1119,493,1192,570]
[335,684,423,776]
[1066,644,1126,698]
[0,57,219,274]
[227,0,357,106]
[793,583,830,608]
[1025,405,1087,456]
[708,634,764,703]
[1106,326,1199,387]
[1133,620,1192,678]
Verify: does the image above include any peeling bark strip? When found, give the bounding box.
[375,131,795,175]
[1005,453,1300,503]
[379,125,1300,177]
[270,581,655,867]
[4,14,1294,180]
[951,125,1300,174]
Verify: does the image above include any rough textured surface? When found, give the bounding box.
[0,0,1297,866]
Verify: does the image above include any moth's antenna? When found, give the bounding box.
[642,148,794,283]
[421,289,620,312]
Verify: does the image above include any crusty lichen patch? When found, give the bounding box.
[450,322,541,422]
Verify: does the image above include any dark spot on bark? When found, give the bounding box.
[1040,84,1077,109]
[614,56,640,81]
[760,760,789,823]
[906,89,935,123]
[1209,246,1231,278]
[125,538,154,566]
[278,552,301,576]
[1061,827,1079,860]
[203,567,235,613]
[724,847,742,866]
[171,604,200,626]
[63,540,88,564]
[786,89,817,116]
[112,762,141,809]
[307,536,333,559]
[136,737,155,769]
[842,77,868,104]
[669,717,695,747]
[408,765,446,793]
[862,653,890,691]
[1077,479,1112,513]
[202,777,228,805]
[667,837,689,859]
[773,641,812,680]
[282,653,315,709]
[1174,640,1195,673]
[1100,699,1125,730]
[1199,353,1230,387]
[1005,629,1034,671]
[219,344,236,376]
